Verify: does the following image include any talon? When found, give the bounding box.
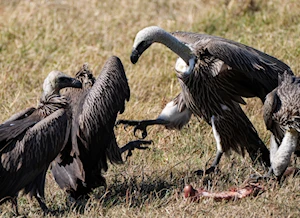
[133,125,148,139]
[126,150,133,160]
[194,169,204,177]
[133,126,139,137]
[124,124,129,131]
[142,130,148,139]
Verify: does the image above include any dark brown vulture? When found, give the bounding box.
[51,56,151,200]
[117,26,294,175]
[263,72,300,179]
[0,71,82,214]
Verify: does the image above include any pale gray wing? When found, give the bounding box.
[77,56,130,164]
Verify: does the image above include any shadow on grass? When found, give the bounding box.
[50,175,182,216]
[99,177,178,208]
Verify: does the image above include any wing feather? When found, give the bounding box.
[2,107,36,124]
[79,56,130,147]
[1,108,69,171]
[172,31,293,101]
[0,108,70,198]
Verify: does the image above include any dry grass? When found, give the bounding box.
[0,0,300,217]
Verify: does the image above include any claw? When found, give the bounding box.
[115,120,149,138]
[123,124,129,131]
[133,125,148,139]
[120,140,152,158]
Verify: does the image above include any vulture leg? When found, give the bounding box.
[116,119,169,139]
[120,140,153,160]
[195,151,223,176]
[195,116,224,176]
[35,196,49,214]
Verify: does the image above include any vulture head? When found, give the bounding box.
[130,26,194,67]
[43,70,82,97]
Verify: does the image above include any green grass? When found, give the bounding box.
[0,0,300,217]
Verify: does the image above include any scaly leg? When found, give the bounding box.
[35,194,49,214]
[195,116,223,176]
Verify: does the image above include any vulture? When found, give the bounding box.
[51,56,151,200]
[117,26,294,175]
[0,71,82,214]
[263,72,300,179]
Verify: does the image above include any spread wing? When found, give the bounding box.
[77,56,130,166]
[172,31,293,102]
[0,108,70,198]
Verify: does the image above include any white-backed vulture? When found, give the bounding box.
[118,26,294,175]
[0,71,82,214]
[51,56,151,200]
[263,72,300,179]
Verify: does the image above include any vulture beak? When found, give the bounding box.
[58,76,82,90]
[130,40,152,64]
[130,48,140,64]
[69,78,82,89]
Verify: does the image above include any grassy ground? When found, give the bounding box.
[0,0,300,217]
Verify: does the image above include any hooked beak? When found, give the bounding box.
[70,78,82,89]
[130,49,140,64]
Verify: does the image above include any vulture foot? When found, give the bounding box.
[120,140,153,160]
[115,120,149,139]
[195,166,220,177]
[35,196,51,215]
[250,166,300,184]
[249,174,273,183]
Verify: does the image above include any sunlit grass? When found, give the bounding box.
[0,0,299,217]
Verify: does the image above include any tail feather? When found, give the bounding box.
[51,156,85,191]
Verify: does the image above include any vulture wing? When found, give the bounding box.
[0,108,38,151]
[0,108,70,199]
[2,107,36,124]
[172,31,293,102]
[77,56,130,167]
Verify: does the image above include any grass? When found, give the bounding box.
[0,0,300,217]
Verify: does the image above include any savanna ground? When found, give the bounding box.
[0,0,300,217]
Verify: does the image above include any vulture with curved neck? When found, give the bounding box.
[118,26,294,175]
[264,72,300,179]
[51,56,151,200]
[0,71,82,214]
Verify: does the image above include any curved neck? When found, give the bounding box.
[153,30,193,64]
[134,27,194,64]
[42,88,60,99]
